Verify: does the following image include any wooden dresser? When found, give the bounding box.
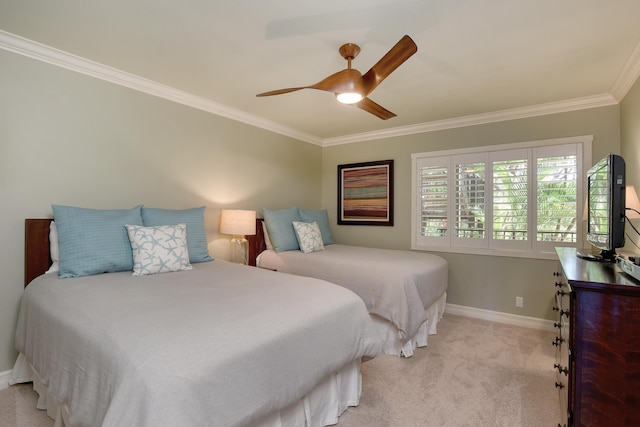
[554,247,640,426]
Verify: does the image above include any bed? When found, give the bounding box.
[248,213,448,358]
[10,215,382,427]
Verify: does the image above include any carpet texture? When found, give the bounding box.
[0,382,53,427]
[0,314,559,426]
[339,314,560,426]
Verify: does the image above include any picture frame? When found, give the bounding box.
[337,159,394,226]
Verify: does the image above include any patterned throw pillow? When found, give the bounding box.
[292,221,325,254]
[125,224,193,276]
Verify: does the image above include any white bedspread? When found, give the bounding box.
[257,245,448,342]
[12,261,382,427]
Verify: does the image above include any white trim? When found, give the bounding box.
[323,95,616,146]
[0,30,323,146]
[445,303,556,332]
[0,369,11,390]
[611,37,640,101]
[412,134,593,158]
[0,30,628,147]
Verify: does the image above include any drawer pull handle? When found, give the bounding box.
[552,337,564,347]
[554,322,561,329]
[556,289,567,296]
[555,381,564,389]
[555,282,562,287]
[554,363,568,375]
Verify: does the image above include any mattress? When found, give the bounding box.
[10,261,382,426]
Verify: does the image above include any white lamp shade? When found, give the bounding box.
[220,209,256,236]
[626,185,640,219]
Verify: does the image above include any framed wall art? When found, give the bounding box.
[337,159,394,226]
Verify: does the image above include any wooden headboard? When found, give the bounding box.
[247,218,266,267]
[24,218,266,284]
[25,218,53,287]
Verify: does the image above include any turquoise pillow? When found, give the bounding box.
[141,206,212,263]
[299,209,334,245]
[52,204,144,278]
[263,207,301,252]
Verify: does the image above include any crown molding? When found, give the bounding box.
[322,94,618,146]
[611,38,640,102]
[0,30,323,146]
[0,30,632,148]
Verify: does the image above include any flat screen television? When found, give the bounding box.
[578,153,626,262]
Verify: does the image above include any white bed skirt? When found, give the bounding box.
[372,292,447,357]
[10,353,363,427]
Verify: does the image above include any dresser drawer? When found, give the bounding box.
[553,270,570,426]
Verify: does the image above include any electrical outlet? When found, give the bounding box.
[516,296,524,308]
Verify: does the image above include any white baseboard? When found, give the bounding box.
[0,369,12,390]
[445,303,556,332]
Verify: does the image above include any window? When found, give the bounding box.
[412,136,591,259]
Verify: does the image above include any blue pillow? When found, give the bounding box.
[299,209,334,245]
[52,204,144,278]
[262,207,301,252]
[141,206,212,263]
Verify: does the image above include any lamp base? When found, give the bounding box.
[229,235,248,265]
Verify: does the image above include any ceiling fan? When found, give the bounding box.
[256,35,418,120]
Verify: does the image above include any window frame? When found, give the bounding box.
[411,135,592,260]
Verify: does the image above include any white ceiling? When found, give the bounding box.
[2,0,640,145]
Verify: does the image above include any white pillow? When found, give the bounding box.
[125,224,193,276]
[262,221,273,250]
[292,221,325,254]
[46,221,60,274]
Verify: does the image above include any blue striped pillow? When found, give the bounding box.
[299,209,334,245]
[141,206,212,263]
[263,207,301,253]
[52,205,144,278]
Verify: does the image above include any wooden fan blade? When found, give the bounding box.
[256,87,306,97]
[309,69,363,93]
[356,97,396,120]
[258,69,364,98]
[361,35,417,95]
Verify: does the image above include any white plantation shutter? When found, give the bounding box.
[415,156,450,246]
[452,153,487,248]
[411,136,588,257]
[534,144,581,252]
[491,149,530,251]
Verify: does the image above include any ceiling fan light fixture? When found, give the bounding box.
[257,35,417,119]
[336,92,363,104]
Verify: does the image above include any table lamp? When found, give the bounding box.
[220,209,256,265]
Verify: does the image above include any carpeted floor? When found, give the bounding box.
[0,381,53,427]
[339,315,560,427]
[0,314,560,426]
